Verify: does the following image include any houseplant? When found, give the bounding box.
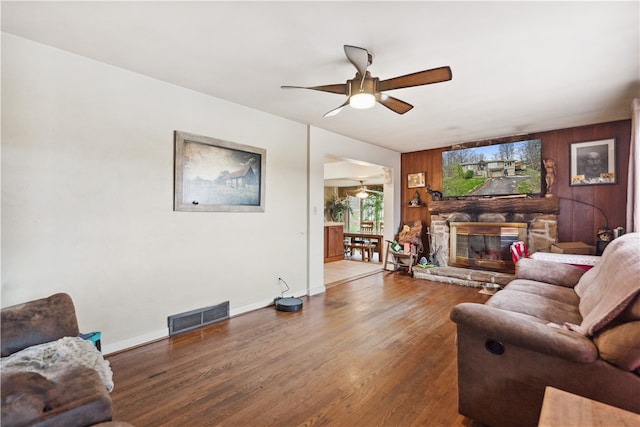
[325,195,352,222]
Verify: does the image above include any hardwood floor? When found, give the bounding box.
[324,259,382,288]
[107,272,489,426]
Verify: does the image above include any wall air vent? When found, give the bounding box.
[167,301,229,336]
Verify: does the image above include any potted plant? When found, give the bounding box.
[324,195,352,222]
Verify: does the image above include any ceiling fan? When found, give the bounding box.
[282,45,452,117]
[349,181,383,199]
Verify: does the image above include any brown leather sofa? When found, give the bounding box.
[1,293,122,427]
[450,232,640,427]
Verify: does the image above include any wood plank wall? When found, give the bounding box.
[400,119,631,246]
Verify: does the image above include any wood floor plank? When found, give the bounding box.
[107,272,488,426]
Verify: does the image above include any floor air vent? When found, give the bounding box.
[168,301,229,336]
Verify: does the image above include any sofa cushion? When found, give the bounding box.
[594,321,640,372]
[574,233,640,335]
[486,289,582,325]
[1,293,79,357]
[505,280,580,306]
[515,258,586,287]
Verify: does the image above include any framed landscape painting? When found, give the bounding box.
[174,131,266,212]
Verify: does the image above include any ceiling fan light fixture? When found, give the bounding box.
[356,189,369,198]
[349,92,376,109]
[282,45,451,116]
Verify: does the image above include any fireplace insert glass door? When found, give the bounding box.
[449,222,527,273]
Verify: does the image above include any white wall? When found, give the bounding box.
[308,128,401,295]
[1,34,310,353]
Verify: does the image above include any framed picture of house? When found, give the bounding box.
[407,172,426,188]
[569,138,616,186]
[174,131,266,212]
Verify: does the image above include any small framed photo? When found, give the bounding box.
[569,138,616,186]
[407,172,426,188]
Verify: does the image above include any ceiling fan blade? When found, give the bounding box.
[344,45,371,76]
[323,100,350,117]
[377,93,414,115]
[378,66,452,91]
[281,83,348,95]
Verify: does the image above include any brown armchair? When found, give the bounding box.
[1,293,118,427]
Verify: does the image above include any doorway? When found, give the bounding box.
[323,155,387,285]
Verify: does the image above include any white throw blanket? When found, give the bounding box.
[1,336,114,392]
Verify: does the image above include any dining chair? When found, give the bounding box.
[359,221,376,257]
[360,221,374,232]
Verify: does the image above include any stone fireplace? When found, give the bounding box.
[427,197,559,272]
[449,222,527,273]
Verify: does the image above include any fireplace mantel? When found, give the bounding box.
[428,196,559,215]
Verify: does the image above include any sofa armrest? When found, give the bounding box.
[450,302,598,363]
[1,293,79,357]
[1,367,112,427]
[515,258,586,288]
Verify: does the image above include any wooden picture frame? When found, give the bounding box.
[407,172,426,188]
[174,131,266,212]
[569,138,616,186]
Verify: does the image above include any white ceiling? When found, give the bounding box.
[324,155,385,187]
[2,1,638,153]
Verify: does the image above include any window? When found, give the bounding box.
[346,191,383,232]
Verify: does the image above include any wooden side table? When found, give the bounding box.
[538,386,640,426]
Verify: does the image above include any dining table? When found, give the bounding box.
[343,231,384,263]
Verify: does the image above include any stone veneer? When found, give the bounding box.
[413,265,516,288]
[416,197,560,287]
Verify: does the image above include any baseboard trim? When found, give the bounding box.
[103,328,167,356]
[103,291,312,356]
[308,284,326,296]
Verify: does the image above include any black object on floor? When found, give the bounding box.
[274,296,303,312]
